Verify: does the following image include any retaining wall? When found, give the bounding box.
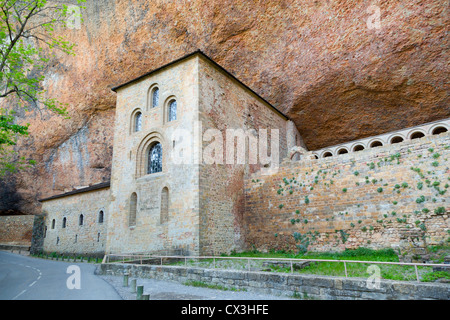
[244,132,450,257]
[0,215,34,246]
[97,263,449,300]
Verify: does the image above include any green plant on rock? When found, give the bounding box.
[416,196,426,204]
[336,229,349,244]
[292,232,310,254]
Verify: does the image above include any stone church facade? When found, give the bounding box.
[39,50,302,256]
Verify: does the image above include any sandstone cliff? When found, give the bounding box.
[1,0,448,215]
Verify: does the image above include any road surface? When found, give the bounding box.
[0,251,121,300]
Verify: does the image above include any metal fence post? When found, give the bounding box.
[344,261,348,278]
[136,285,144,300]
[131,279,136,293]
[123,273,129,287]
[415,265,420,282]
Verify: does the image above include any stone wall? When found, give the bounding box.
[41,187,110,256]
[244,132,450,258]
[98,263,450,300]
[106,52,298,256]
[0,215,35,245]
[197,55,292,255]
[107,55,201,255]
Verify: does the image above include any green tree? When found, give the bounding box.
[0,0,85,176]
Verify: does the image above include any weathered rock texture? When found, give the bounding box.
[1,0,449,215]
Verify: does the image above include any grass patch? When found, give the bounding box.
[421,271,450,282]
[183,280,246,292]
[169,247,450,282]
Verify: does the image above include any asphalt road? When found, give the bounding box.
[0,251,121,300]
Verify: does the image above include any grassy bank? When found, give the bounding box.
[173,247,449,282]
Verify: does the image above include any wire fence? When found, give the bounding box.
[103,253,449,283]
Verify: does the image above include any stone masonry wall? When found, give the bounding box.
[197,56,291,255]
[0,215,34,245]
[98,263,450,300]
[107,55,201,255]
[41,188,110,256]
[244,132,450,258]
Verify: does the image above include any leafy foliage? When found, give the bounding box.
[0,0,85,175]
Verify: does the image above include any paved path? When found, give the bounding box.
[100,274,295,300]
[0,252,295,300]
[0,251,121,300]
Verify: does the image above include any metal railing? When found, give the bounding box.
[102,253,449,283]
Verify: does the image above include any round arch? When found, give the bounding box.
[351,144,366,152]
[163,95,178,124]
[135,130,166,178]
[408,130,426,140]
[147,83,160,110]
[388,134,406,144]
[130,108,143,134]
[321,150,333,158]
[368,139,384,148]
[429,124,449,136]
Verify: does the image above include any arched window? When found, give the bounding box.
[432,126,448,135]
[337,148,349,155]
[51,219,56,229]
[291,152,301,161]
[410,131,425,140]
[129,193,137,227]
[98,211,104,224]
[160,187,169,224]
[370,141,383,148]
[390,136,404,144]
[148,142,163,174]
[62,217,67,229]
[152,87,159,108]
[79,214,84,226]
[168,100,177,122]
[353,145,365,152]
[135,112,142,132]
[323,152,333,158]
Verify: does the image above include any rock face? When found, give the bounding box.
[1,0,449,215]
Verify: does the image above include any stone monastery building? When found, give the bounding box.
[39,50,450,257]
